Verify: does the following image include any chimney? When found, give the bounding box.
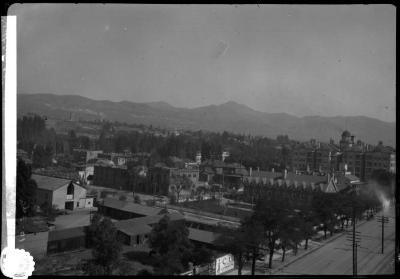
[284,169,287,179]
[272,168,275,173]
[257,167,260,172]
[351,135,355,144]
[249,167,252,177]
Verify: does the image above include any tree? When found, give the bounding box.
[298,203,316,250]
[216,227,248,275]
[311,193,338,239]
[16,159,37,218]
[85,213,122,275]
[190,245,214,267]
[149,215,194,275]
[251,194,288,269]
[170,175,193,203]
[40,203,58,222]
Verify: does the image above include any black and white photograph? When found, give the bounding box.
[2,3,397,276]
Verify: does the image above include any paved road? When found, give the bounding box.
[273,207,395,275]
[53,208,97,230]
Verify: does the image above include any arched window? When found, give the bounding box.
[67,182,74,195]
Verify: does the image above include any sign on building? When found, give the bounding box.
[215,254,234,275]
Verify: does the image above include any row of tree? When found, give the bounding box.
[217,186,382,275]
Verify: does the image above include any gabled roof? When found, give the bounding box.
[101,197,163,216]
[32,174,72,191]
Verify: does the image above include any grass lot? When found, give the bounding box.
[181,199,252,219]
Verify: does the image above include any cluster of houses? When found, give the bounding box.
[16,133,380,265]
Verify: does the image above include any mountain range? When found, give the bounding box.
[17,93,396,147]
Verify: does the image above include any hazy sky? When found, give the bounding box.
[10,4,396,122]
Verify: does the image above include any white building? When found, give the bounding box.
[33,174,94,210]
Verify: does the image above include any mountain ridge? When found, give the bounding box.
[17,93,396,147]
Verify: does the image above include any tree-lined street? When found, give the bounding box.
[273,206,395,275]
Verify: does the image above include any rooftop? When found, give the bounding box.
[48,226,85,242]
[188,228,221,245]
[115,212,185,236]
[100,197,163,216]
[31,174,73,191]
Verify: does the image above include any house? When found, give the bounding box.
[33,174,94,210]
[97,197,164,220]
[115,212,184,246]
[73,149,103,164]
[114,212,222,249]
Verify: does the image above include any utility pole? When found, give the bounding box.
[346,206,361,276]
[377,215,389,254]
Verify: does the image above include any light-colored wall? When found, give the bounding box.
[85,198,93,208]
[74,184,87,208]
[78,198,86,208]
[52,184,69,210]
[15,231,49,260]
[52,183,87,210]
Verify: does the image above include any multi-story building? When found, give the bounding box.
[291,139,340,173]
[93,163,131,191]
[146,164,200,196]
[390,153,396,174]
[199,160,248,188]
[364,145,394,180]
[292,130,395,182]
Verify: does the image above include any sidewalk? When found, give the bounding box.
[270,217,370,275]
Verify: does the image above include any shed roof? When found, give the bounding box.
[115,212,185,236]
[101,197,163,216]
[188,228,221,244]
[32,174,72,191]
[48,227,85,242]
